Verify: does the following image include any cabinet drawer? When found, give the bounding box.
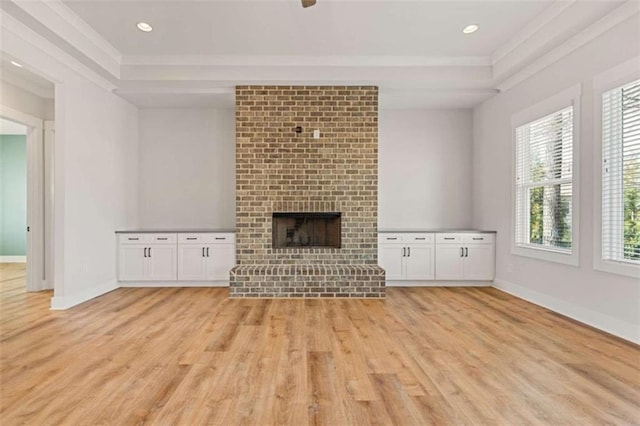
[378,233,405,244]
[179,233,236,244]
[207,233,236,244]
[120,233,176,244]
[148,234,177,244]
[119,234,152,244]
[436,234,462,244]
[179,234,208,244]
[462,233,494,244]
[405,233,434,244]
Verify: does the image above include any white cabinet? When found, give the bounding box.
[378,243,405,280]
[435,233,495,281]
[177,245,208,281]
[433,244,463,280]
[147,245,178,280]
[118,233,177,281]
[177,233,236,281]
[206,244,236,281]
[118,232,235,284]
[378,233,435,281]
[118,245,147,281]
[379,231,496,284]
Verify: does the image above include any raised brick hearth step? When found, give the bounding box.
[229,264,385,298]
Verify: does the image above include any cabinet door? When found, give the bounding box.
[206,244,235,281]
[404,245,435,280]
[435,245,464,280]
[464,244,495,280]
[147,245,177,281]
[119,245,147,281]
[378,244,405,280]
[178,245,207,280]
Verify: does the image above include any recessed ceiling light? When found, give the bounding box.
[136,22,153,32]
[463,24,479,34]
[10,60,23,68]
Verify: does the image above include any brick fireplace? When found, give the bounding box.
[229,86,385,298]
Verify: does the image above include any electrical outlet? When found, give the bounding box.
[313,129,320,139]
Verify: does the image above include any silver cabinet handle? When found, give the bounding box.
[386,237,398,240]
[460,247,464,257]
[465,247,469,257]
[157,237,168,241]
[402,247,406,257]
[186,237,197,240]
[215,237,226,240]
[415,237,426,240]
[207,247,210,257]
[143,247,147,258]
[148,247,151,257]
[202,247,205,257]
[128,237,139,241]
[407,247,410,257]
[472,237,483,241]
[444,237,455,240]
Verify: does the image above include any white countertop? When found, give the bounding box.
[378,229,496,234]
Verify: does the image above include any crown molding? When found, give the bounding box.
[121,54,491,68]
[491,0,575,66]
[495,0,640,92]
[1,67,55,99]
[1,10,117,92]
[116,86,234,95]
[11,0,121,78]
[120,63,493,89]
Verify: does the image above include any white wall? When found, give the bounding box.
[2,15,139,308]
[379,109,473,230]
[0,80,54,120]
[472,16,640,342]
[58,78,139,302]
[138,108,235,229]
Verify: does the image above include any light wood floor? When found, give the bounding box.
[1,263,639,425]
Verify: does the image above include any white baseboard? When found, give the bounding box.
[386,280,492,287]
[0,256,27,263]
[119,280,229,288]
[50,280,118,310]
[493,278,639,345]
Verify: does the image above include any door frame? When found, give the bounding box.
[0,104,47,291]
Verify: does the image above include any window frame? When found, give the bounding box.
[511,84,581,266]
[593,58,640,278]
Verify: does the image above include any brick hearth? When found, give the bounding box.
[230,86,385,298]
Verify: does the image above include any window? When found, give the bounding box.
[601,78,640,266]
[511,85,580,265]
[515,107,574,251]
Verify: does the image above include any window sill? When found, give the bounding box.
[512,244,579,267]
[593,258,640,279]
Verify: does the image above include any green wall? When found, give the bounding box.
[0,135,27,256]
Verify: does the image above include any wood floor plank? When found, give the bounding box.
[1,263,639,425]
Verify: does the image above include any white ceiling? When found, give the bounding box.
[63,0,552,56]
[1,0,634,109]
[0,117,27,135]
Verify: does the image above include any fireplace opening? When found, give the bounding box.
[272,212,341,249]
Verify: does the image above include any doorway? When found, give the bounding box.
[0,108,51,292]
[1,54,56,294]
[0,118,27,267]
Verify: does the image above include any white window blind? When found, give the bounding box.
[602,79,640,264]
[515,106,574,252]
